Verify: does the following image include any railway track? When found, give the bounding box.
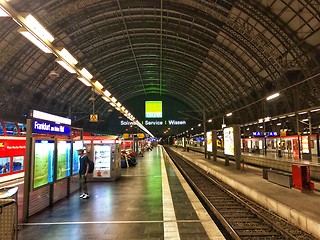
[164,147,316,240]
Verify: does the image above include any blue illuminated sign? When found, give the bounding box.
[252,132,262,137]
[266,132,278,137]
[32,120,71,135]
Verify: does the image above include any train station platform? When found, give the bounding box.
[17,146,224,240]
[171,147,320,239]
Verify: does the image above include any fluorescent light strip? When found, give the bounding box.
[0,7,10,17]
[56,59,76,73]
[80,68,93,80]
[102,96,110,102]
[77,77,91,87]
[311,108,320,112]
[24,14,54,42]
[110,102,116,107]
[111,97,117,103]
[32,110,71,125]
[116,102,121,107]
[94,81,103,90]
[226,112,232,117]
[266,92,280,101]
[59,48,78,65]
[104,90,111,97]
[19,29,52,53]
[298,111,307,115]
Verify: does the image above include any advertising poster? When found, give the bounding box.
[206,131,213,152]
[57,141,71,180]
[72,141,84,175]
[224,127,234,156]
[93,144,111,178]
[33,139,54,188]
[301,136,309,153]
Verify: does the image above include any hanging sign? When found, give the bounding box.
[90,114,98,122]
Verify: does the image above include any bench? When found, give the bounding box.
[263,169,292,188]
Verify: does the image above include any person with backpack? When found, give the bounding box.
[78,149,90,199]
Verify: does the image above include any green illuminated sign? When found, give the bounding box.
[145,101,162,118]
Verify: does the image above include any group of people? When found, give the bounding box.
[121,150,137,168]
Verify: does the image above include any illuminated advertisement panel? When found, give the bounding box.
[57,141,71,180]
[93,144,111,178]
[72,141,84,175]
[206,131,213,152]
[145,101,162,118]
[301,136,309,153]
[33,139,54,189]
[223,127,234,156]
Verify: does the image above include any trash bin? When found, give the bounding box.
[292,165,314,191]
[0,187,18,240]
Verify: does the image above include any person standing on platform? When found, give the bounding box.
[78,149,90,199]
[277,143,282,157]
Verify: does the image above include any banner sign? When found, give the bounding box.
[141,119,187,126]
[32,120,71,135]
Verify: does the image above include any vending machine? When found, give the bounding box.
[84,136,121,181]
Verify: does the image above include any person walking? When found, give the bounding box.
[78,149,90,199]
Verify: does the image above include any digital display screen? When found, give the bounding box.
[57,141,71,180]
[72,141,84,175]
[33,139,54,189]
[224,127,234,156]
[206,132,212,152]
[145,101,162,118]
[301,136,309,153]
[93,145,111,178]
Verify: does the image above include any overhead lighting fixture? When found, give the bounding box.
[258,118,263,123]
[264,117,271,122]
[298,111,307,115]
[287,114,295,117]
[0,6,10,17]
[301,118,309,122]
[56,59,76,73]
[116,102,121,108]
[111,97,117,103]
[102,96,110,102]
[110,102,116,107]
[19,28,52,53]
[24,14,54,42]
[80,68,93,80]
[226,112,232,117]
[277,123,281,126]
[94,81,103,90]
[198,124,201,127]
[77,77,91,87]
[266,92,280,101]
[311,108,320,112]
[104,90,111,97]
[58,48,78,65]
[208,119,212,123]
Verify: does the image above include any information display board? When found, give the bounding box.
[206,131,212,152]
[72,141,84,175]
[57,140,71,180]
[301,136,309,153]
[33,139,54,189]
[93,144,111,178]
[223,127,235,156]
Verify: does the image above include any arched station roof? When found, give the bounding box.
[0,0,319,136]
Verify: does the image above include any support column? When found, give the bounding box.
[23,119,33,222]
[212,130,217,162]
[203,108,207,158]
[234,125,242,170]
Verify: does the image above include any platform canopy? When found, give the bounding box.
[0,0,319,136]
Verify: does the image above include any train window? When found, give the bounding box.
[0,157,10,174]
[4,121,18,136]
[13,156,24,172]
[0,123,4,135]
[18,123,27,135]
